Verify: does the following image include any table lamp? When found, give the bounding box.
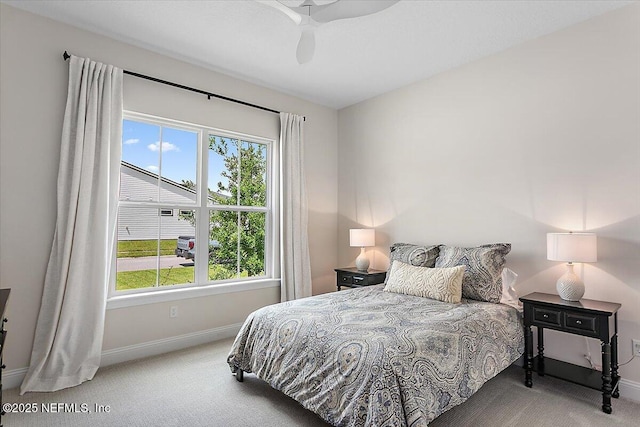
[350,228,375,272]
[547,232,597,301]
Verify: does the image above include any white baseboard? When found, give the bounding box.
[619,378,640,403]
[100,322,243,367]
[4,367,29,391]
[3,322,243,391]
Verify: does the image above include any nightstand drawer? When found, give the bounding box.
[533,307,561,326]
[339,274,353,285]
[335,268,387,291]
[565,313,597,333]
[352,275,366,286]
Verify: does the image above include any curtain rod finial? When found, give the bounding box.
[63,51,70,61]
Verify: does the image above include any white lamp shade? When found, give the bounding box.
[350,229,375,247]
[547,233,597,263]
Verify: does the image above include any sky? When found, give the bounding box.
[122,119,227,193]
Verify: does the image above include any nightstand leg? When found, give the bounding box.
[601,342,612,414]
[611,314,620,399]
[524,325,533,387]
[537,327,545,376]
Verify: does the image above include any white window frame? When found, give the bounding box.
[108,111,280,308]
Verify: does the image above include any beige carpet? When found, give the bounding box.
[3,339,639,426]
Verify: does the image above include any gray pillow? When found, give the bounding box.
[434,243,511,303]
[389,243,440,268]
[386,243,440,284]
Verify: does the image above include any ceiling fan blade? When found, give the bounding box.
[309,0,399,24]
[296,26,315,64]
[256,0,302,25]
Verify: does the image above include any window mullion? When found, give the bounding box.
[207,205,267,213]
[155,211,161,288]
[155,125,164,288]
[236,140,242,277]
[195,129,208,284]
[237,140,242,206]
[157,126,163,203]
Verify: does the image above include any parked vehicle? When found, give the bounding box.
[175,236,220,262]
[175,235,195,260]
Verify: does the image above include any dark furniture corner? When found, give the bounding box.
[334,267,386,291]
[0,288,10,427]
[519,292,621,414]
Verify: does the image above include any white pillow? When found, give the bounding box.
[500,267,522,310]
[384,260,465,303]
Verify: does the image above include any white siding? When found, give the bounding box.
[118,165,196,240]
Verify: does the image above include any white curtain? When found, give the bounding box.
[20,56,123,394]
[280,112,312,301]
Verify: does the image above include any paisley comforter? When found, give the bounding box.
[227,285,524,426]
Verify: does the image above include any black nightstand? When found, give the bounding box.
[334,267,386,291]
[519,292,621,414]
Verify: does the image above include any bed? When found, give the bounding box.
[227,279,523,426]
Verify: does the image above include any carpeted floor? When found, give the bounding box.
[3,338,639,426]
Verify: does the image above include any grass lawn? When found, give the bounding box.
[115,264,251,290]
[117,239,177,258]
[116,266,195,290]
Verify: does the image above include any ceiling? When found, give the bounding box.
[3,0,632,109]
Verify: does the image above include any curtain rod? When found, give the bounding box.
[62,51,304,120]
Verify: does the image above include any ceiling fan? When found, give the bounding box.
[257,0,399,64]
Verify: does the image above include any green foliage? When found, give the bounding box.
[181,179,196,191]
[177,137,266,279]
[209,137,266,278]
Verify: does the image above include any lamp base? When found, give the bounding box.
[556,263,585,301]
[355,248,370,272]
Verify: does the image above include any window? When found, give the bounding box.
[114,113,274,295]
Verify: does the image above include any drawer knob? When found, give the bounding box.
[576,320,582,325]
[543,314,549,318]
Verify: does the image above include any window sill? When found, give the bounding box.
[107,278,280,310]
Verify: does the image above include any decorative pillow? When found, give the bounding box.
[389,243,439,267]
[384,260,465,303]
[434,243,511,303]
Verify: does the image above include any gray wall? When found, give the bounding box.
[0,4,338,373]
[338,4,640,383]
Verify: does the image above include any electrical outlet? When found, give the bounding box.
[170,306,178,318]
[633,339,640,357]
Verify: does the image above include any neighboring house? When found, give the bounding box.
[118,161,196,240]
